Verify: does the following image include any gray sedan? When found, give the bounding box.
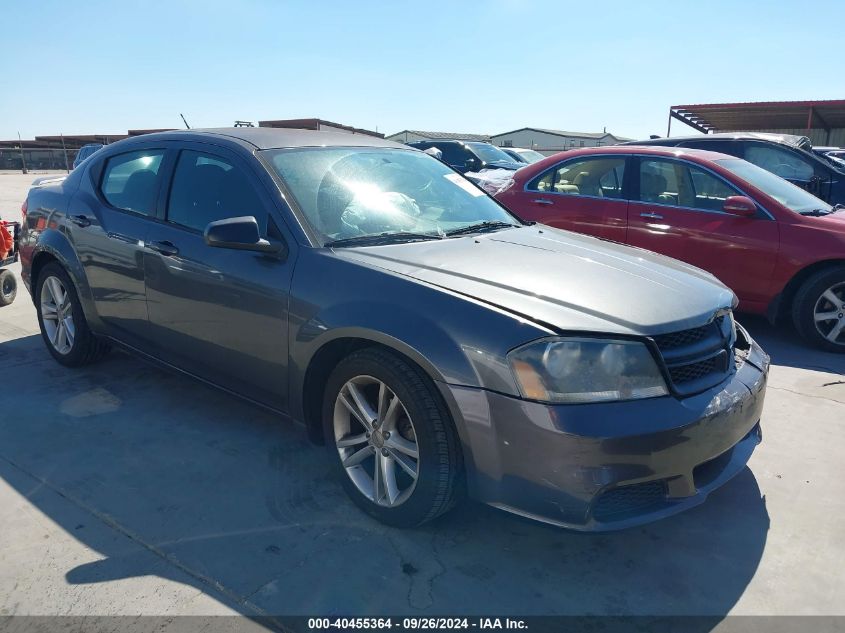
[20,128,768,530]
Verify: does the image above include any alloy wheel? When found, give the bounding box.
[813,282,845,346]
[333,375,419,507]
[40,275,76,355]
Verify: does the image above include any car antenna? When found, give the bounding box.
[180,113,191,129]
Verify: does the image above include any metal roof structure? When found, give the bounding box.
[389,130,491,142]
[669,100,845,137]
[491,127,629,140]
[258,118,383,138]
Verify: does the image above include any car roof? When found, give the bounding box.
[128,127,407,150]
[410,139,493,145]
[530,145,736,164]
[410,139,466,145]
[624,132,810,148]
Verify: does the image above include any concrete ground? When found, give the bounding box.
[1,174,844,624]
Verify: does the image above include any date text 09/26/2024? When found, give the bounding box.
[308,618,528,630]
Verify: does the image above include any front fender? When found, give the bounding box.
[286,249,551,424]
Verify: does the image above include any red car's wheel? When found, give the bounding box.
[793,266,845,353]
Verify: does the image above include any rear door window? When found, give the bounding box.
[166,150,266,233]
[100,150,165,215]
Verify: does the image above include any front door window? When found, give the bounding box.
[639,159,739,211]
[167,151,266,233]
[744,144,815,182]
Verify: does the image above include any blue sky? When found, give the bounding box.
[1,0,841,141]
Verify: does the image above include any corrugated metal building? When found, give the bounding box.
[386,130,491,143]
[489,128,631,155]
[259,118,383,138]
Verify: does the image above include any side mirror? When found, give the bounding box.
[465,158,481,171]
[204,216,285,255]
[722,196,757,217]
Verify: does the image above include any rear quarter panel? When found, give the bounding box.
[20,173,92,309]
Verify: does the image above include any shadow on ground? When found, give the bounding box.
[740,315,845,375]
[1,332,769,625]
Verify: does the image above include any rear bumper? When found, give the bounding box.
[444,335,769,531]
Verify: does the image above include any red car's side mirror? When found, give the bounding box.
[723,196,757,217]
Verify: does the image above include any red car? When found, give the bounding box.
[495,146,845,352]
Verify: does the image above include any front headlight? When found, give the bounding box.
[508,338,668,404]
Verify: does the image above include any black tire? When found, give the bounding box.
[35,262,110,366]
[322,347,464,527]
[0,269,16,306]
[792,265,845,353]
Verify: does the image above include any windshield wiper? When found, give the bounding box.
[325,232,443,248]
[800,208,834,217]
[444,220,520,237]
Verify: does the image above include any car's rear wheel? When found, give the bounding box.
[792,266,845,353]
[35,262,109,366]
[0,269,16,306]
[322,347,463,527]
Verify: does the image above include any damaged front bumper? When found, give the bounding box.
[444,329,769,531]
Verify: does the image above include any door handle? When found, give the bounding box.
[147,240,179,257]
[532,198,554,205]
[69,214,91,227]
[640,212,664,220]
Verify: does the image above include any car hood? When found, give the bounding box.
[815,211,845,225]
[482,160,522,171]
[333,226,735,336]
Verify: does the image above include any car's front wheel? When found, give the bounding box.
[35,262,110,366]
[322,348,463,527]
[793,266,845,353]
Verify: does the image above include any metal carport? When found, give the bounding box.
[668,100,845,146]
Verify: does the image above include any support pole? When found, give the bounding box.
[60,133,70,173]
[17,132,27,174]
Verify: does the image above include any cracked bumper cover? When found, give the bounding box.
[443,335,769,531]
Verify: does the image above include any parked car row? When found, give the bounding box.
[20,128,769,531]
[500,147,546,164]
[407,139,523,173]
[811,146,845,170]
